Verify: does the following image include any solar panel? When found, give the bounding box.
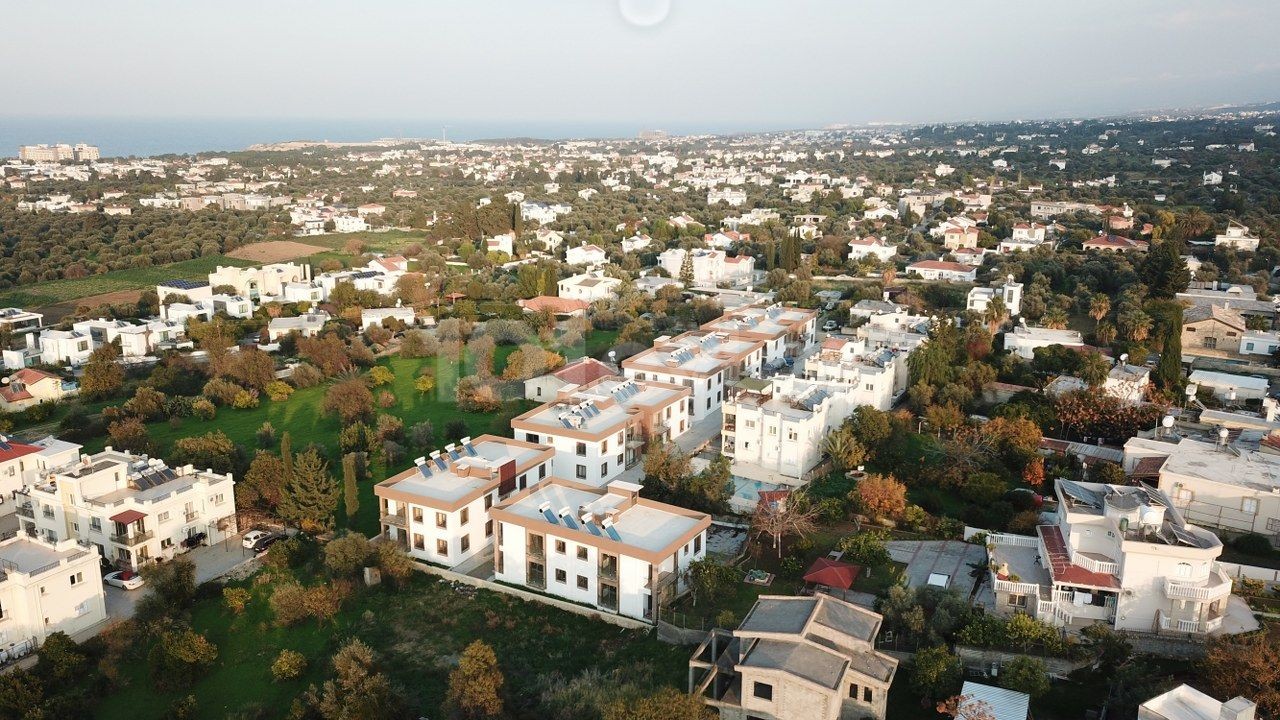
[561,514,580,531]
[417,463,433,478]
[1170,525,1207,548]
[1059,479,1103,508]
[583,521,602,537]
[1138,483,1168,507]
[602,522,622,542]
[559,416,574,429]
[542,508,560,524]
[463,439,477,456]
[433,456,448,471]
[0,439,11,451]
[447,447,461,461]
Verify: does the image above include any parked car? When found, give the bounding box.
[241,530,271,549]
[822,320,838,332]
[249,532,284,554]
[104,570,145,590]
[181,532,207,550]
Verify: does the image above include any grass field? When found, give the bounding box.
[0,255,257,308]
[93,567,686,720]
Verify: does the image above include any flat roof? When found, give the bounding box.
[383,438,545,505]
[501,482,703,554]
[0,538,81,574]
[741,639,847,689]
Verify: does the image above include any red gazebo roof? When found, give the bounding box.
[802,558,861,589]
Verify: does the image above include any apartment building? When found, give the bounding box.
[800,337,905,410]
[701,304,818,367]
[622,330,766,422]
[0,536,107,646]
[986,478,1232,635]
[1124,435,1280,541]
[17,447,238,570]
[492,478,710,622]
[723,376,864,480]
[966,276,1023,316]
[374,436,554,570]
[0,308,43,335]
[18,144,100,163]
[690,595,898,720]
[511,377,690,487]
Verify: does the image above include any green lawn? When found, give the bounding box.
[93,569,687,720]
[0,255,257,308]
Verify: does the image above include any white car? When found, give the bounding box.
[104,570,145,590]
[242,530,271,549]
[822,320,838,332]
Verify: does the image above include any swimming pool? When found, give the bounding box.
[730,476,784,507]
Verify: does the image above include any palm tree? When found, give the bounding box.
[1078,352,1110,388]
[1088,294,1111,328]
[1095,321,1118,345]
[824,428,866,472]
[1118,307,1153,343]
[983,296,1010,332]
[1176,209,1213,241]
[1042,307,1069,330]
[881,265,897,287]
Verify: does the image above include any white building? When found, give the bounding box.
[657,248,755,287]
[375,435,555,570]
[800,337,906,410]
[1003,325,1086,360]
[485,232,515,256]
[492,478,711,622]
[36,329,92,366]
[1214,221,1261,252]
[0,536,107,646]
[18,447,237,571]
[511,376,690,487]
[565,244,607,266]
[966,276,1023,316]
[332,215,369,233]
[906,260,977,282]
[208,262,311,304]
[986,478,1235,635]
[70,318,190,358]
[623,330,765,422]
[267,312,330,341]
[1139,684,1256,720]
[557,271,622,303]
[700,304,818,368]
[846,236,898,262]
[1187,370,1269,402]
[621,234,653,253]
[0,308,43,335]
[707,188,747,207]
[360,306,419,330]
[722,376,865,480]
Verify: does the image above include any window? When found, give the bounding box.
[161,538,173,549]
[576,465,587,479]
[694,535,702,554]
[485,520,493,538]
[600,462,608,476]
[69,572,83,586]
[213,493,224,505]
[158,511,170,523]
[616,454,623,466]
[413,507,424,523]
[786,429,797,441]
[526,433,539,444]
[753,682,773,701]
[1202,336,1217,349]
[1247,342,1256,352]
[555,540,566,554]
[414,534,425,550]
[744,419,755,429]
[1243,498,1259,514]
[768,426,777,436]
[436,539,448,556]
[602,439,608,453]
[460,508,470,526]
[90,517,101,532]
[576,442,587,456]
[460,535,470,553]
[1007,594,1028,608]
[576,575,588,590]
[1176,562,1192,578]
[849,684,860,700]
[436,512,447,529]
[555,569,567,583]
[577,547,588,560]
[484,494,493,510]
[539,464,547,479]
[863,687,873,704]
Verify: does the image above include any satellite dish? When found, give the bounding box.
[1161,415,1174,428]
[1119,353,1129,364]
[608,350,617,362]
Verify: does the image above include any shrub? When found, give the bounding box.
[231,389,260,409]
[374,542,414,585]
[368,366,394,386]
[378,390,396,408]
[289,363,325,388]
[269,582,310,627]
[323,533,372,576]
[256,421,276,448]
[271,649,308,681]
[1233,533,1278,557]
[191,397,217,421]
[202,377,242,405]
[265,381,294,402]
[223,587,251,614]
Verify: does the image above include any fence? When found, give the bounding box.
[1219,561,1280,586]
[410,561,652,631]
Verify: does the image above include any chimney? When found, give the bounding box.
[1219,698,1256,720]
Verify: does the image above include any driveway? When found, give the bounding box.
[104,533,259,623]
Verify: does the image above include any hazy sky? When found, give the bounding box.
[6,0,1280,130]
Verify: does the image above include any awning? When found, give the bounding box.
[802,558,861,590]
[109,509,147,524]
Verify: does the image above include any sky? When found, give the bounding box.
[5,0,1280,134]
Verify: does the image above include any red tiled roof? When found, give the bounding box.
[1037,524,1119,589]
[0,439,41,463]
[1130,455,1168,477]
[517,296,589,314]
[109,509,147,524]
[803,558,862,589]
[553,358,615,385]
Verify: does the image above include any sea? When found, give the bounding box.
[0,116,785,158]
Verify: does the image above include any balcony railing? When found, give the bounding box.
[599,564,619,582]
[1157,609,1222,634]
[110,530,154,546]
[15,504,34,519]
[1068,546,1119,576]
[993,578,1042,596]
[1164,567,1232,602]
[380,511,407,528]
[527,544,545,561]
[184,511,199,522]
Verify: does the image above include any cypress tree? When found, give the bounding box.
[342,452,359,522]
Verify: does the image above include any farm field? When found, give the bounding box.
[225,240,329,263]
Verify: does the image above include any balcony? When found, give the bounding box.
[526,544,545,561]
[110,530,154,546]
[1165,567,1233,602]
[15,504,34,519]
[1157,608,1223,635]
[184,511,199,523]
[599,563,619,582]
[380,510,407,528]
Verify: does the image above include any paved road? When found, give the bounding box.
[103,534,259,623]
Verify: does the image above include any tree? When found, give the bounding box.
[80,343,125,399]
[1148,300,1184,390]
[999,656,1050,698]
[240,451,287,512]
[1078,351,1110,389]
[149,622,218,690]
[838,530,891,568]
[171,430,241,475]
[139,556,197,616]
[823,427,867,472]
[910,645,962,703]
[603,688,713,720]
[324,532,372,576]
[278,448,338,532]
[982,295,1009,332]
[1202,626,1280,718]
[1088,293,1111,328]
[107,416,157,455]
[685,558,738,607]
[323,377,374,423]
[751,491,821,558]
[679,251,694,286]
[368,365,394,387]
[446,640,505,719]
[310,639,400,720]
[0,667,45,718]
[851,474,907,520]
[342,452,360,521]
[414,373,437,395]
